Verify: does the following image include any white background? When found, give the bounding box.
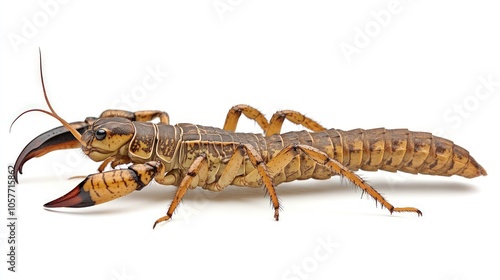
[1,1,499,280]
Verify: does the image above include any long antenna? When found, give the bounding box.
[10,49,87,147]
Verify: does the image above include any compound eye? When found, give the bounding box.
[95,129,107,140]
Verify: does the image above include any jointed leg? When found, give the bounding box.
[223,104,326,135]
[153,155,207,228]
[223,105,270,133]
[270,145,422,216]
[211,143,281,220]
[240,144,281,220]
[266,110,326,136]
[154,144,281,227]
[99,109,170,124]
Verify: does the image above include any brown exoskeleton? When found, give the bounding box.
[12,52,487,228]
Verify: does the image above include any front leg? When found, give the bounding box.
[99,109,170,124]
[153,155,208,228]
[44,161,161,208]
[153,144,281,229]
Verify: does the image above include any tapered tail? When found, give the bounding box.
[334,128,486,178]
[269,128,486,181]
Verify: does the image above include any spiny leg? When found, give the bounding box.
[266,110,326,136]
[195,144,280,220]
[201,144,276,197]
[240,144,281,221]
[153,154,207,228]
[153,144,281,227]
[223,104,270,133]
[208,144,281,220]
[272,145,422,216]
[223,104,326,136]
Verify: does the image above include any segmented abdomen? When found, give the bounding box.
[266,128,486,183]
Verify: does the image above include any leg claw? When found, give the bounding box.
[153,215,171,229]
[392,207,423,217]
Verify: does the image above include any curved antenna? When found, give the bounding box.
[10,49,87,147]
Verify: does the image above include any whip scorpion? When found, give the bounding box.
[12,53,487,228]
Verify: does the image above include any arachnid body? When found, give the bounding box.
[12,53,487,228]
